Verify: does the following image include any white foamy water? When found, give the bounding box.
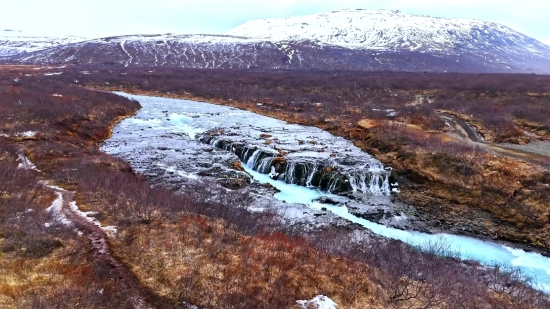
[106,92,550,292]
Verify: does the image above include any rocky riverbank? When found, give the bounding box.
[101,92,422,234]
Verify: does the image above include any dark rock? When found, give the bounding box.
[314,196,341,205]
[353,209,386,222]
[198,166,251,189]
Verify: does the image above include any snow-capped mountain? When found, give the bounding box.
[2,10,550,73]
[0,29,87,57]
[228,9,550,55]
[3,33,517,73]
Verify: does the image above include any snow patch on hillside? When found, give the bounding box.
[84,34,264,45]
[297,295,337,309]
[69,201,117,237]
[17,131,37,137]
[17,154,40,171]
[45,192,71,227]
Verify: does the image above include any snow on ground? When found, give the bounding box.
[69,201,117,237]
[45,192,72,227]
[41,181,63,191]
[392,213,408,222]
[16,154,40,171]
[165,164,200,180]
[297,295,337,309]
[41,181,115,237]
[2,131,39,138]
[101,226,118,237]
[18,131,37,137]
[120,40,133,67]
[81,34,266,46]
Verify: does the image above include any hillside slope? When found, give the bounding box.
[5,34,545,73]
[2,10,550,73]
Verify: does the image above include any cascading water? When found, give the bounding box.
[246,149,262,167]
[203,135,392,195]
[104,92,550,293]
[305,164,317,187]
[257,157,274,174]
[284,162,297,184]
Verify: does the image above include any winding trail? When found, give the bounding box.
[49,186,158,309]
[437,112,550,166]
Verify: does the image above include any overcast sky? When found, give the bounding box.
[2,0,549,45]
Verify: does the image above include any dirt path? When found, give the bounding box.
[51,187,161,309]
[437,112,550,166]
[438,112,483,143]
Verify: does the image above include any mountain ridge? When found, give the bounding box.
[1,10,549,73]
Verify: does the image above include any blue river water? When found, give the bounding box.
[242,165,550,293]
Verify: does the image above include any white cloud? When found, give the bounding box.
[540,39,550,46]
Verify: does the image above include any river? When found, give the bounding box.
[102,92,550,292]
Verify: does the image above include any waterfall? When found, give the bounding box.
[247,149,263,167]
[212,138,222,148]
[283,162,298,184]
[305,164,318,187]
[197,132,391,196]
[344,172,390,195]
[257,157,274,174]
[200,130,375,193]
[327,173,342,193]
[241,147,253,162]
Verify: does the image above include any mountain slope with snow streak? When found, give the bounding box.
[6,33,546,73]
[5,34,292,69]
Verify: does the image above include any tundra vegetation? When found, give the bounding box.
[0,65,549,308]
